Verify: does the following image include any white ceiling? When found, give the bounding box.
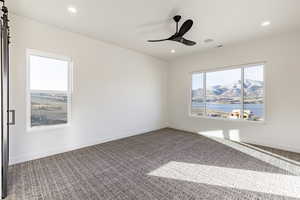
[8,0,300,60]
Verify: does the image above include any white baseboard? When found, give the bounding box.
[10,126,167,165]
[168,126,300,154]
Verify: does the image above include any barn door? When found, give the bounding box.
[1,1,12,199]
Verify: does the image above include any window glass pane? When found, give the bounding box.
[206,68,242,119]
[31,92,68,127]
[244,65,264,121]
[30,55,69,91]
[191,73,204,116]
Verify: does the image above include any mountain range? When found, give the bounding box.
[192,79,263,99]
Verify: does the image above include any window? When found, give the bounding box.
[27,50,73,130]
[191,64,264,122]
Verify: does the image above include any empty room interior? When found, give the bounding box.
[1,0,300,199]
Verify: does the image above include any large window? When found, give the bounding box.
[191,64,264,122]
[27,50,73,130]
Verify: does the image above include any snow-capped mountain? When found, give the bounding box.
[192,79,263,98]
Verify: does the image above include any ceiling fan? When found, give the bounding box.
[148,15,196,46]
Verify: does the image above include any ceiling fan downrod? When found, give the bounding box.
[173,15,181,33]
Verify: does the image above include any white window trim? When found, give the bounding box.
[26,49,73,132]
[189,62,266,124]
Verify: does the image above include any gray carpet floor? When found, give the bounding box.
[7,128,300,200]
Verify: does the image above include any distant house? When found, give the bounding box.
[229,109,253,120]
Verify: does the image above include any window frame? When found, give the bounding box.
[189,62,266,123]
[26,49,73,132]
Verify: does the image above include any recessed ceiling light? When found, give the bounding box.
[261,21,271,27]
[171,49,176,53]
[67,6,77,14]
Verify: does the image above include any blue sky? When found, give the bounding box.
[192,65,263,90]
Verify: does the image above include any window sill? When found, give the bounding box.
[27,123,70,132]
[189,114,266,124]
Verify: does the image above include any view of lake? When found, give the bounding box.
[192,102,263,118]
[191,66,264,121]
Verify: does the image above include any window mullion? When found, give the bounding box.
[203,72,207,116]
[30,89,68,94]
[241,67,245,120]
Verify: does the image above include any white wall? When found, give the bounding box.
[9,14,300,165]
[168,31,300,153]
[9,15,168,164]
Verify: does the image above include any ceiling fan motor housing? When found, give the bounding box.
[173,15,181,22]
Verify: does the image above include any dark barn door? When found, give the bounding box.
[1,1,12,199]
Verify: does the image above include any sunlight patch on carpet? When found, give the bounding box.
[197,131,300,176]
[148,161,300,198]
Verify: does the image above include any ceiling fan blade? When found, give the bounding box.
[181,38,196,46]
[178,19,193,37]
[148,39,169,42]
[147,17,196,46]
[170,37,196,46]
